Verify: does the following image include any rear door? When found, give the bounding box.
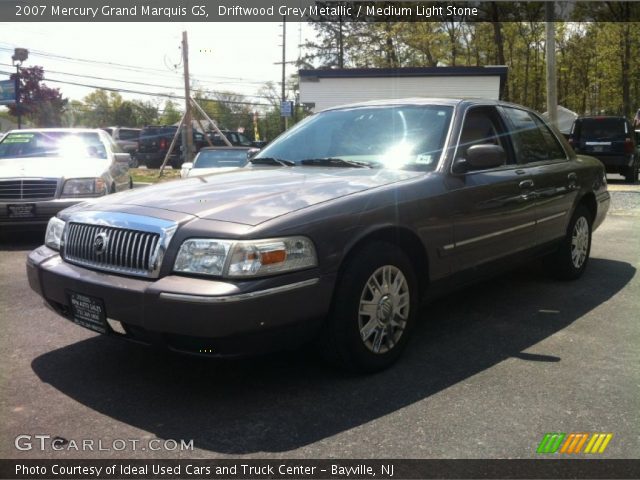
[501,106,578,245]
[446,105,538,274]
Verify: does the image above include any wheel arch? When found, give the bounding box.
[335,226,430,301]
[576,191,597,223]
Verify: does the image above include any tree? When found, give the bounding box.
[159,100,182,125]
[7,66,67,127]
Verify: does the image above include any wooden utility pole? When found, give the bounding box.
[182,31,194,163]
[545,3,558,126]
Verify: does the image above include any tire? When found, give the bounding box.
[129,176,134,189]
[170,157,183,169]
[319,242,419,373]
[545,205,592,281]
[624,159,638,184]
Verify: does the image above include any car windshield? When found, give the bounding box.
[255,104,453,170]
[194,149,248,168]
[0,131,107,159]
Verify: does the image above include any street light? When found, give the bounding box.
[11,48,28,129]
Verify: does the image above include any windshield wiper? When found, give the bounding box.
[250,157,295,167]
[300,157,373,168]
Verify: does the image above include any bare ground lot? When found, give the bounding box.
[1,181,638,459]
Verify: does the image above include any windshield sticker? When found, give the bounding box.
[3,136,33,143]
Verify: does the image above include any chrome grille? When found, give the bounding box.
[63,222,161,277]
[0,179,58,200]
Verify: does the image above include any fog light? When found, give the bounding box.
[107,319,126,335]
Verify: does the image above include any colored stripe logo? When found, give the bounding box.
[537,433,613,454]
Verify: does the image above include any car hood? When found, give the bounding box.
[185,166,241,178]
[0,156,109,179]
[92,167,424,226]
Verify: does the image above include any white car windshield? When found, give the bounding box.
[255,104,454,170]
[0,131,107,159]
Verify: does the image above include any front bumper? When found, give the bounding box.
[26,246,334,356]
[0,199,81,227]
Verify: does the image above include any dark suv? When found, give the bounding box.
[569,116,638,183]
[137,126,206,169]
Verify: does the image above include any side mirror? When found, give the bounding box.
[181,162,193,170]
[247,148,260,159]
[114,152,131,164]
[455,144,506,172]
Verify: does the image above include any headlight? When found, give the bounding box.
[45,216,66,250]
[62,178,107,197]
[174,236,317,277]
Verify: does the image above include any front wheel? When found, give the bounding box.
[319,242,419,373]
[545,205,592,280]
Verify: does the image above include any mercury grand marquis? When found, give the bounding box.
[27,99,610,372]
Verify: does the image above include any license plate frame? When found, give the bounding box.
[68,291,108,334]
[7,203,36,218]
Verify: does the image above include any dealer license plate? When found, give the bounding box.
[7,203,35,218]
[68,292,108,334]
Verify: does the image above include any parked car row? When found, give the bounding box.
[102,125,265,169]
[22,98,610,373]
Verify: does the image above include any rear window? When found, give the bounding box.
[141,127,176,136]
[577,118,628,141]
[119,129,140,140]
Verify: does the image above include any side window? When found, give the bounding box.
[503,107,566,163]
[457,107,512,164]
[102,132,122,154]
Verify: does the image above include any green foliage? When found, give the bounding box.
[63,90,160,127]
[159,100,182,125]
[303,18,640,118]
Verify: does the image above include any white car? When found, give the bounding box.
[180,146,252,178]
[0,128,132,227]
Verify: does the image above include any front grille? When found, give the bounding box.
[0,179,58,200]
[63,222,161,277]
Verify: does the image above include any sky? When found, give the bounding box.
[0,22,316,110]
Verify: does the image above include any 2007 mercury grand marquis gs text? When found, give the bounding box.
[27,99,610,372]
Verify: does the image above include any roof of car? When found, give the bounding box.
[576,116,628,120]
[321,97,527,112]
[7,128,103,134]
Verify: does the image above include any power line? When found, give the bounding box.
[0,69,275,107]
[0,62,273,101]
[0,44,270,85]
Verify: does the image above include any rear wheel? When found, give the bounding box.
[319,242,419,373]
[545,205,592,280]
[624,159,638,184]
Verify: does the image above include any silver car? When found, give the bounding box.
[0,128,132,227]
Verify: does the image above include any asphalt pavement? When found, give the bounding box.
[1,179,638,460]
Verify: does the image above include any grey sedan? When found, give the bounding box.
[27,99,609,372]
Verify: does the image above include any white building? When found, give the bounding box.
[299,66,508,112]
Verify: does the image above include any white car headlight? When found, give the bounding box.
[173,236,317,278]
[62,178,107,197]
[45,216,66,250]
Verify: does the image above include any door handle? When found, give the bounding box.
[519,179,534,189]
[567,172,578,190]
